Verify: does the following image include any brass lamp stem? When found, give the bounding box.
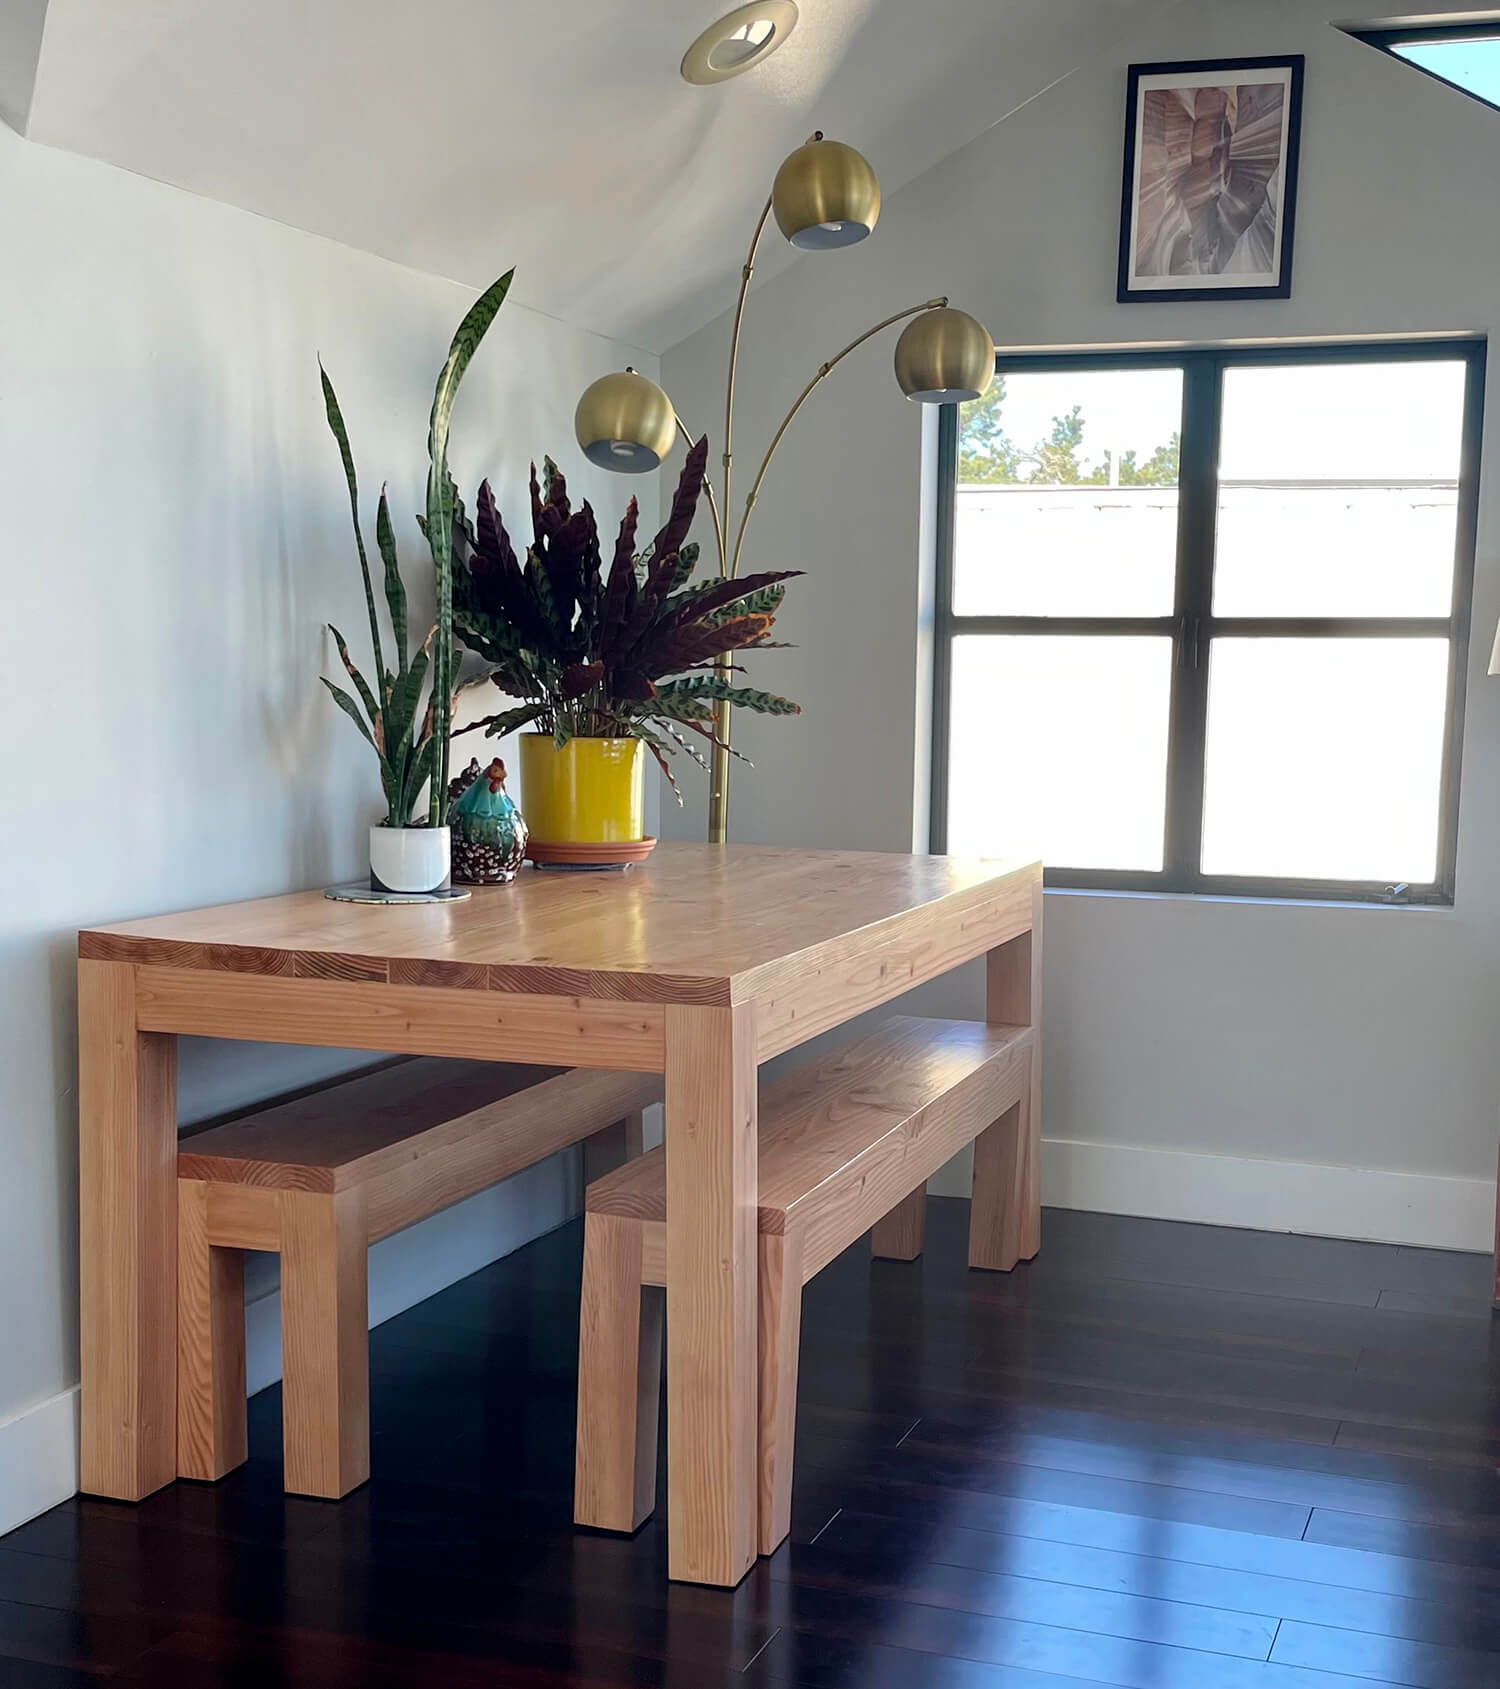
[710,185,780,843]
[722,193,776,575]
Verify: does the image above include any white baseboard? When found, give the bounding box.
[929,1136,1495,1252]
[0,1385,79,1537]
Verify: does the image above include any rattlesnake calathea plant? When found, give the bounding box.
[450,435,801,800]
[318,269,513,826]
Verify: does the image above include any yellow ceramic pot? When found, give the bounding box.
[518,735,645,844]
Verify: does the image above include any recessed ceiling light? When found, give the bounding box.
[681,1,799,85]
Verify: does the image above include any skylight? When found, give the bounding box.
[1349,21,1500,114]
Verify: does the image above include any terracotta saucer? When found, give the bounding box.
[526,836,658,871]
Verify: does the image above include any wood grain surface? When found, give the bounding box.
[77,960,178,1503]
[663,1001,760,1588]
[79,845,1038,1006]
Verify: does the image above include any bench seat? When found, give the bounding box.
[178,1056,658,1498]
[575,1014,1035,1553]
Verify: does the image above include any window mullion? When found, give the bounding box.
[1162,353,1220,886]
[928,401,960,854]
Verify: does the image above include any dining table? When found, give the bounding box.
[76,841,1043,1587]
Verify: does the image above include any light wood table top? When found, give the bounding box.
[80,842,1035,1006]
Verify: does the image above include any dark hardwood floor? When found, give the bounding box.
[4,1198,1499,1687]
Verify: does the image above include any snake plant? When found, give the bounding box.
[319,269,513,827]
[451,435,801,800]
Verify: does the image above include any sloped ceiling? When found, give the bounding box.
[24,0,1153,351]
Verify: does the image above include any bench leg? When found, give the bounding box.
[280,1187,369,1499]
[176,1180,247,1481]
[575,1212,662,1533]
[871,1186,926,1261]
[581,1109,646,1187]
[757,1230,803,1557]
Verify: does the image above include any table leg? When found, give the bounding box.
[78,959,179,1500]
[973,877,1043,1268]
[663,1002,758,1586]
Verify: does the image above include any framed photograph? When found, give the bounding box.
[1117,55,1304,303]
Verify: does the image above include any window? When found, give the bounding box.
[930,342,1484,902]
[1347,20,1500,117]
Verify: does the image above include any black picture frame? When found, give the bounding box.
[1116,55,1305,304]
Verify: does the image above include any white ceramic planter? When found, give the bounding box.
[369,825,451,894]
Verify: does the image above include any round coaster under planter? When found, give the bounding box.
[526,837,657,871]
[324,883,473,905]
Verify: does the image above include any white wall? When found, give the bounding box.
[659,0,1500,1248]
[0,120,656,1531]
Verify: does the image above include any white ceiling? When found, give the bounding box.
[24,0,1153,352]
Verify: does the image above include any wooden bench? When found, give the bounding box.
[177,1057,658,1499]
[573,1014,1035,1555]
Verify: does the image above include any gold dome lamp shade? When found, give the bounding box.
[893,306,995,404]
[771,135,881,250]
[574,367,678,472]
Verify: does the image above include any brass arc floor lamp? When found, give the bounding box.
[576,133,994,845]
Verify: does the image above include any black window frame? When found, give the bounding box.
[1347,19,1500,116]
[929,339,1486,905]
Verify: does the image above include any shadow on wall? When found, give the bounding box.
[0,0,48,136]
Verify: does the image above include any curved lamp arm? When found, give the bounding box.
[727,295,947,578]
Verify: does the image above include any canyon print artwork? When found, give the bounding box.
[1118,57,1304,302]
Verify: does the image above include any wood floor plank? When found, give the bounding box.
[802,1492,1500,1602]
[751,1581,1406,1688]
[900,1408,1500,1513]
[876,1426,1431,1519]
[1332,1418,1500,1471]
[748,1626,1407,1689]
[0,1660,108,1689]
[1304,1506,1500,1568]
[790,1318,1500,1435]
[776,1546,1282,1655]
[1375,1288,1496,1319]
[789,1353,1347,1448]
[793,1448,1315,1540]
[786,1514,1500,1649]
[1273,1619,1500,1689]
[0,1595,173,1678]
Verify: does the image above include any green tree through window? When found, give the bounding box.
[958,382,1179,487]
[956,376,1022,483]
